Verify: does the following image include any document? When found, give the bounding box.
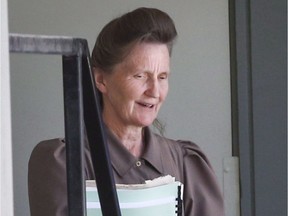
[86,175,183,216]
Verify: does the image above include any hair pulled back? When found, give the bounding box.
[91,7,177,72]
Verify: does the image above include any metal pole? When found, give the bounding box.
[63,54,86,216]
[82,54,122,216]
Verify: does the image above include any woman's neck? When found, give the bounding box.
[104,119,144,158]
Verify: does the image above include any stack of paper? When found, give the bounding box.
[86,175,183,216]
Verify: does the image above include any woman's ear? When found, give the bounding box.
[93,67,107,93]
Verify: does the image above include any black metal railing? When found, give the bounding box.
[9,33,121,216]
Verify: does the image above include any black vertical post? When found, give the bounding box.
[63,54,86,216]
[82,54,122,216]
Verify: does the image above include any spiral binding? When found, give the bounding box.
[175,185,183,216]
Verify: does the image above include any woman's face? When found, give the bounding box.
[96,43,170,129]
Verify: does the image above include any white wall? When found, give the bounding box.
[1,0,14,215]
[8,0,231,215]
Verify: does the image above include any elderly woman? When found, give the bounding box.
[28,7,224,216]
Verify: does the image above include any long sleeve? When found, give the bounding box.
[179,141,224,216]
[28,138,68,216]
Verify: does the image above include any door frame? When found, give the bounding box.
[229,0,287,215]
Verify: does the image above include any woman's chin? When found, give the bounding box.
[134,118,155,128]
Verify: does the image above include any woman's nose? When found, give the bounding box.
[145,79,160,98]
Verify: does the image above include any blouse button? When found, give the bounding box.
[136,161,142,167]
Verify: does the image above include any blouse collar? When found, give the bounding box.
[105,126,165,177]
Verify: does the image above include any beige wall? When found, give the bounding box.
[8,0,231,215]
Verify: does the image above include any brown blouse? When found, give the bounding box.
[28,127,224,216]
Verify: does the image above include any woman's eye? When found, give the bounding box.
[159,73,168,80]
[134,74,145,79]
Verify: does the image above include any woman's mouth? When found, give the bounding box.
[138,102,154,108]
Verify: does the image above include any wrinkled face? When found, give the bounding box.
[95,43,170,128]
